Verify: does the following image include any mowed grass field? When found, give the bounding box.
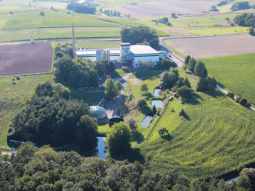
[140,71,255,178]
[0,74,53,149]
[203,54,255,104]
[141,94,255,178]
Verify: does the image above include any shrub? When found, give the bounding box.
[141,84,149,92]
[158,128,173,140]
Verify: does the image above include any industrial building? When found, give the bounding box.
[76,43,165,68]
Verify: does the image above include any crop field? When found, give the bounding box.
[170,12,249,36]
[141,77,255,178]
[0,5,168,42]
[0,42,52,75]
[0,74,53,149]
[203,53,255,104]
[100,0,220,18]
[165,34,255,58]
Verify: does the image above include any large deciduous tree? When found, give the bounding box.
[108,123,131,157]
[121,26,159,49]
[55,57,98,89]
[104,79,121,100]
[194,62,208,78]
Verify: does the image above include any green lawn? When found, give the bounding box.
[203,54,255,104]
[0,74,53,149]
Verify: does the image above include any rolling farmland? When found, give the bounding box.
[141,87,255,178]
[203,53,255,104]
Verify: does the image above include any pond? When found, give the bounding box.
[97,137,106,160]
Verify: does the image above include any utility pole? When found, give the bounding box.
[72,24,77,60]
[71,11,77,60]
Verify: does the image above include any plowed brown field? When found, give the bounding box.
[0,42,52,75]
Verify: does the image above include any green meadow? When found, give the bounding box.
[203,54,255,104]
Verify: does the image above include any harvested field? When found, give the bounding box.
[0,42,52,75]
[167,34,255,58]
[110,0,220,18]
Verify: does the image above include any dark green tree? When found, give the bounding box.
[104,79,121,100]
[177,86,194,103]
[161,71,179,89]
[137,99,153,115]
[108,123,131,157]
[55,57,98,89]
[197,77,217,93]
[187,58,196,73]
[194,62,208,78]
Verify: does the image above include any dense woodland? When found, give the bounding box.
[1,144,255,191]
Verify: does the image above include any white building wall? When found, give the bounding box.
[133,56,160,68]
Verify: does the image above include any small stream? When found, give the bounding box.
[97,137,106,160]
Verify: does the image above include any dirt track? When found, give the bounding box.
[168,34,255,58]
[0,42,52,75]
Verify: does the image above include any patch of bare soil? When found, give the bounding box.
[0,42,52,75]
[118,0,220,18]
[169,34,255,58]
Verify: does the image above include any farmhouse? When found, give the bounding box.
[76,43,164,68]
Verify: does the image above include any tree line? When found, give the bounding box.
[67,2,96,14]
[184,56,217,94]
[1,143,255,191]
[234,13,255,36]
